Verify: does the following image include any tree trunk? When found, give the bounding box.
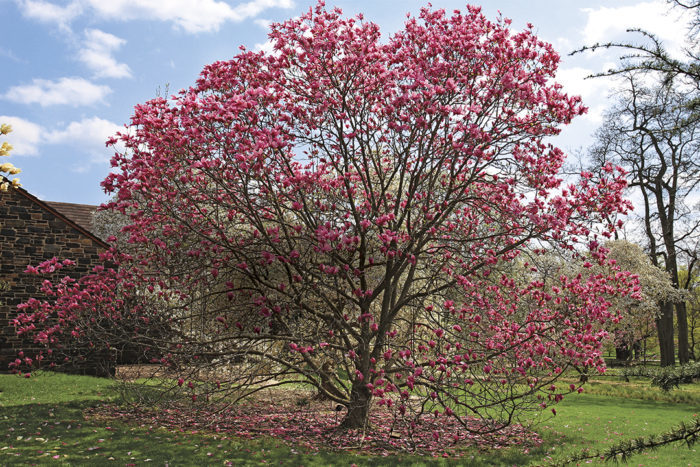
[690,308,698,361]
[676,301,690,364]
[615,346,632,362]
[341,380,372,429]
[657,301,675,366]
[633,341,642,360]
[666,257,689,365]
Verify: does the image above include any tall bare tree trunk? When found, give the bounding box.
[676,301,690,364]
[667,254,689,364]
[657,301,675,366]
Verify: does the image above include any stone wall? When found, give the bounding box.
[0,185,107,372]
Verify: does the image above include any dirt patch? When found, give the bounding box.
[115,364,174,381]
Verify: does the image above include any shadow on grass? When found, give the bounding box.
[0,397,552,466]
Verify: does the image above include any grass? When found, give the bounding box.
[535,393,699,465]
[0,371,698,465]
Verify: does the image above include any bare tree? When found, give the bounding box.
[588,73,700,365]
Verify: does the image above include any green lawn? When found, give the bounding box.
[0,372,698,465]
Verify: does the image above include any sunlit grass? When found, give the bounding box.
[0,371,698,465]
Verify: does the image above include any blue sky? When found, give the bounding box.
[0,0,692,204]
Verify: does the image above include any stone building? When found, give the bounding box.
[0,180,108,372]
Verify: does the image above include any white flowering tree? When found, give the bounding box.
[600,241,682,362]
[0,123,21,191]
[0,123,20,303]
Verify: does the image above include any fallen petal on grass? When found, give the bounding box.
[85,400,542,458]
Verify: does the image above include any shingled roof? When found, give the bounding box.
[44,201,98,233]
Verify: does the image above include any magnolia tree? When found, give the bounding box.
[15,3,636,433]
[0,123,21,191]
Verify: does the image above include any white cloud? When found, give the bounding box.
[228,0,294,23]
[580,1,692,58]
[17,0,295,34]
[254,18,272,30]
[551,37,574,55]
[45,117,123,169]
[4,77,111,106]
[555,67,616,124]
[79,29,132,79]
[15,0,82,30]
[45,117,121,148]
[88,0,295,33]
[254,39,275,54]
[85,0,236,33]
[0,115,43,156]
[0,116,121,167]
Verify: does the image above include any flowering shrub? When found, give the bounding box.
[15,2,635,435]
[0,123,21,191]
